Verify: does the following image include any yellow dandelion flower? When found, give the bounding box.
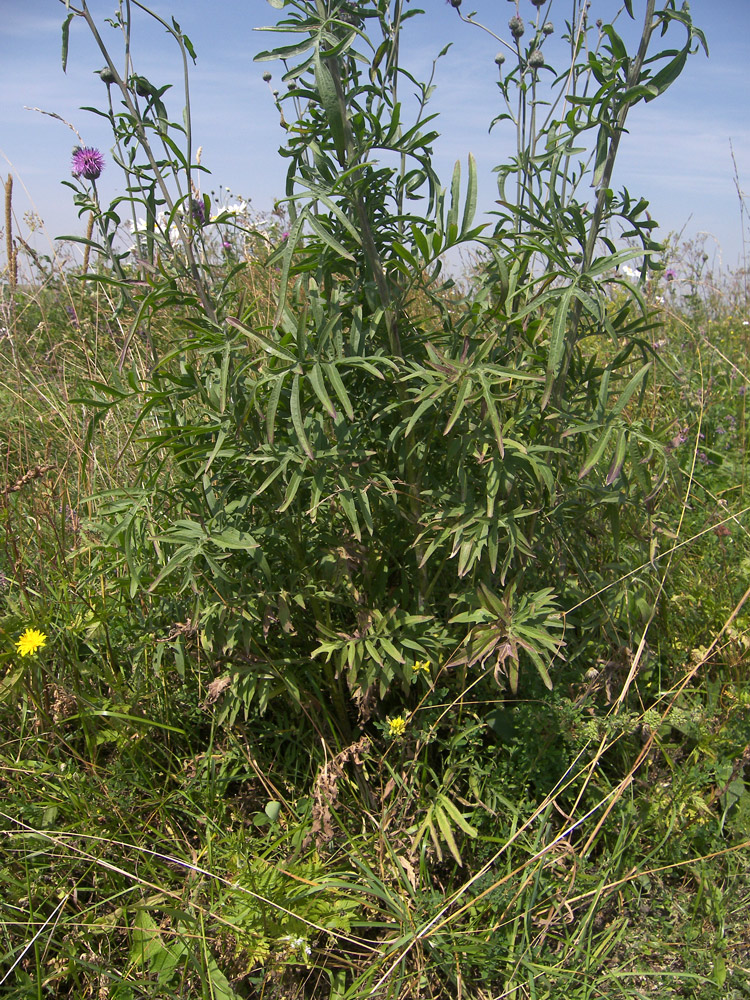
[413,659,431,674]
[15,628,47,657]
[387,715,407,737]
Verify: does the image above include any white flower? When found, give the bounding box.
[621,264,639,280]
[210,201,247,221]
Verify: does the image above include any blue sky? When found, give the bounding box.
[2,1,749,273]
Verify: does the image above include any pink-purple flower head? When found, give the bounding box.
[72,146,105,181]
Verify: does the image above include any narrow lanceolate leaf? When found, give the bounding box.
[447,159,461,233]
[306,213,356,261]
[610,362,651,418]
[439,793,479,838]
[290,374,314,458]
[277,468,304,513]
[265,373,287,445]
[593,125,609,188]
[444,378,472,435]
[479,377,504,457]
[579,425,614,479]
[606,428,628,486]
[308,363,337,418]
[543,285,574,406]
[227,318,297,363]
[434,801,463,867]
[315,51,346,163]
[272,212,306,329]
[461,153,478,235]
[61,12,73,72]
[645,46,689,101]
[323,363,354,419]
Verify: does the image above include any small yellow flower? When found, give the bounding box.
[412,659,431,674]
[15,628,47,657]
[387,715,407,738]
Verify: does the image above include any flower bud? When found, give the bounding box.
[263,71,272,82]
[495,51,506,66]
[530,0,546,6]
[542,21,554,34]
[509,15,525,39]
[528,49,544,69]
[448,0,462,7]
[98,66,116,85]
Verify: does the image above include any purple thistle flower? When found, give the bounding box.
[71,146,105,180]
[665,268,676,281]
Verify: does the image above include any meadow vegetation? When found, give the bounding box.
[1,1,749,997]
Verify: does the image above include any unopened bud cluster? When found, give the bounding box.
[509,15,525,39]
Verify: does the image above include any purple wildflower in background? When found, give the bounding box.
[71,146,105,180]
[665,268,676,281]
[191,198,206,225]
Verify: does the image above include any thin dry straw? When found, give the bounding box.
[0,894,69,987]
[4,174,17,289]
[81,211,95,273]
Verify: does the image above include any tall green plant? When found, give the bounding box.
[65,0,704,737]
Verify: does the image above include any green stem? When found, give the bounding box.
[554,0,658,406]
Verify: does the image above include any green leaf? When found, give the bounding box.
[479,376,505,457]
[447,159,460,233]
[227,318,297,363]
[461,153,478,235]
[61,13,73,72]
[645,47,689,101]
[308,363,337,417]
[606,428,628,486]
[306,213,356,260]
[315,52,346,163]
[265,372,287,445]
[434,800,463,866]
[579,425,614,479]
[610,362,651,418]
[439,794,479,838]
[290,374,314,458]
[277,468,304,513]
[323,362,354,419]
[543,285,574,404]
[593,125,609,188]
[444,378,472,435]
